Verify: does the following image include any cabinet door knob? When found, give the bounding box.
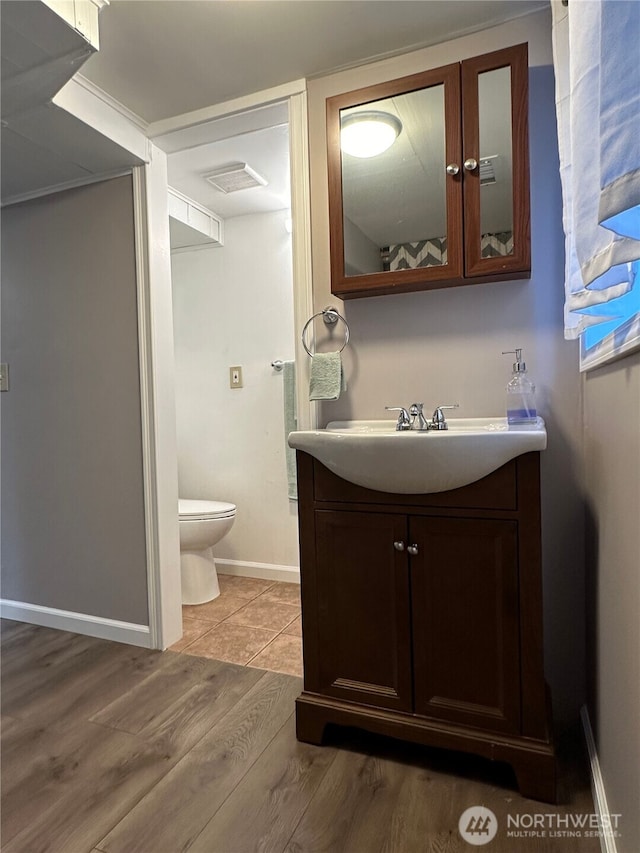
[393,541,405,552]
[446,163,460,175]
[464,157,478,171]
[407,544,419,556]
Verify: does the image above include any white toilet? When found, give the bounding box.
[178,499,236,605]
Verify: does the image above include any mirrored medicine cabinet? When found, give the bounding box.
[327,43,530,298]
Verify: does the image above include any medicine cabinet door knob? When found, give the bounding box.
[464,158,478,171]
[446,163,460,175]
[393,541,405,552]
[407,544,419,556]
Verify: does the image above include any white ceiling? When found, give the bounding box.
[146,0,542,222]
[1,0,546,211]
[82,0,547,124]
[0,0,144,203]
[167,122,291,219]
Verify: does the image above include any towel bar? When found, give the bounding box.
[271,360,284,371]
[302,306,350,357]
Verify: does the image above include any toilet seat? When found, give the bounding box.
[178,499,236,521]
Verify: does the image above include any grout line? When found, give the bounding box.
[218,579,278,600]
[245,634,281,667]
[242,631,283,667]
[174,623,220,654]
[281,612,300,630]
[177,580,302,673]
[244,631,303,678]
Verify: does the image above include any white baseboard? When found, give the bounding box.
[581,705,620,853]
[216,559,300,585]
[0,599,152,648]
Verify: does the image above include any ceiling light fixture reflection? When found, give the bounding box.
[340,111,403,158]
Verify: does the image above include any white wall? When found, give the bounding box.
[171,209,299,572]
[583,351,640,851]
[307,10,585,726]
[344,216,383,275]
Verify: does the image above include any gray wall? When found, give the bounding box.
[307,10,586,726]
[1,175,149,625]
[584,351,640,851]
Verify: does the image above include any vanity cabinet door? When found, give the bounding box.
[310,510,413,712]
[409,516,521,733]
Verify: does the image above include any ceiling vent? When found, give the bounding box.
[204,163,268,193]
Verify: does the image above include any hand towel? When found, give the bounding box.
[308,351,347,401]
[283,360,298,500]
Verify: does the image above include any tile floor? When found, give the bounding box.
[171,575,303,677]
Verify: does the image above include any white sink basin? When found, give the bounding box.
[288,417,547,494]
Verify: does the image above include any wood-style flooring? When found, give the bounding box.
[1,618,599,853]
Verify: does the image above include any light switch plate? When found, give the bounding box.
[0,363,8,392]
[229,365,243,388]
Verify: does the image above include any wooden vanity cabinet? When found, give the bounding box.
[295,450,557,803]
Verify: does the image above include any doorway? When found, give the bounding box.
[168,111,300,581]
[138,88,314,649]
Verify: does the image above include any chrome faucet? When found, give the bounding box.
[409,403,429,431]
[385,406,412,431]
[386,403,459,431]
[386,403,430,431]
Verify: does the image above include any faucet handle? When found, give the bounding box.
[385,406,412,431]
[431,403,460,430]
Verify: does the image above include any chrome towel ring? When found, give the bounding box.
[301,306,350,357]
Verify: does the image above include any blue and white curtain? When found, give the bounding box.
[551,0,640,342]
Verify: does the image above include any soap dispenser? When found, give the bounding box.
[502,348,537,424]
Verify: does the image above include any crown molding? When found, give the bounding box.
[147,78,306,141]
[1,168,134,208]
[72,73,149,133]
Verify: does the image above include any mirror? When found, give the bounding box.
[478,66,513,257]
[327,44,529,297]
[340,85,447,276]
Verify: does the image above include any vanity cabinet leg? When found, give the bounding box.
[295,698,328,745]
[512,753,557,804]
